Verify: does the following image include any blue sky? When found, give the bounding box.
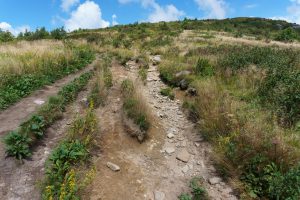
[0,0,299,34]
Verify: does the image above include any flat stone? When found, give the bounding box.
[34,99,45,105]
[154,191,165,200]
[182,165,189,173]
[209,177,222,185]
[176,149,190,163]
[165,147,175,155]
[167,133,175,139]
[106,162,120,172]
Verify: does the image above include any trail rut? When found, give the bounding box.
[84,59,237,200]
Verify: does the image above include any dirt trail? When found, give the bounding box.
[0,60,96,136]
[0,66,95,200]
[85,60,237,200]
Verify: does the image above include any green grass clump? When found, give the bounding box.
[42,107,98,199]
[178,177,208,200]
[3,71,93,160]
[138,67,148,84]
[121,79,150,133]
[160,87,175,100]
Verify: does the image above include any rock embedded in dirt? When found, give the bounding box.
[167,133,175,139]
[182,165,189,173]
[80,97,88,107]
[209,177,222,185]
[154,190,165,200]
[187,87,197,96]
[165,147,175,155]
[33,99,45,105]
[152,55,161,65]
[106,162,120,172]
[176,149,190,163]
[178,79,189,90]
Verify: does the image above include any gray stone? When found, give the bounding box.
[209,177,222,185]
[182,165,189,173]
[179,79,189,90]
[167,133,175,139]
[165,147,175,155]
[152,55,162,65]
[176,149,190,163]
[106,162,120,172]
[154,191,165,200]
[187,87,197,96]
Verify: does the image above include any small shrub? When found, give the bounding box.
[275,27,298,42]
[4,131,32,160]
[195,58,214,77]
[178,193,192,200]
[160,87,175,100]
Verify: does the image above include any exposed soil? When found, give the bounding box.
[0,62,96,200]
[83,60,237,200]
[0,56,238,200]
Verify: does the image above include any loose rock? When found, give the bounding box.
[154,191,165,200]
[209,177,222,185]
[106,162,120,172]
[165,147,175,155]
[176,149,190,163]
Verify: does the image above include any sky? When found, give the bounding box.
[0,0,299,35]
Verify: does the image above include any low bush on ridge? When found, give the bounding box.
[121,79,150,142]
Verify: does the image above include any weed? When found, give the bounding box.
[160,87,175,100]
[3,131,32,160]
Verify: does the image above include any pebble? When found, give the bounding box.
[208,177,222,185]
[154,191,165,200]
[165,147,175,155]
[167,133,175,139]
[106,162,120,172]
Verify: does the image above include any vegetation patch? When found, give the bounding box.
[3,71,93,160]
[42,106,99,200]
[121,79,150,142]
[0,41,95,110]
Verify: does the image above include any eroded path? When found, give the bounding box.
[0,63,96,200]
[85,60,237,200]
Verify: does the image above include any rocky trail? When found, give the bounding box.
[0,56,237,200]
[84,59,237,200]
[0,62,96,200]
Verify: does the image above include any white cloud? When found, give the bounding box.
[64,1,110,31]
[118,0,184,22]
[0,22,30,36]
[148,4,184,22]
[61,0,80,12]
[194,0,227,19]
[272,0,300,24]
[112,14,119,26]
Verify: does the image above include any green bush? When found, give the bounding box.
[3,131,32,160]
[195,58,214,77]
[275,27,299,42]
[241,155,300,199]
[21,115,46,139]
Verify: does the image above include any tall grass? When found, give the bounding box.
[0,40,95,109]
[121,79,151,142]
